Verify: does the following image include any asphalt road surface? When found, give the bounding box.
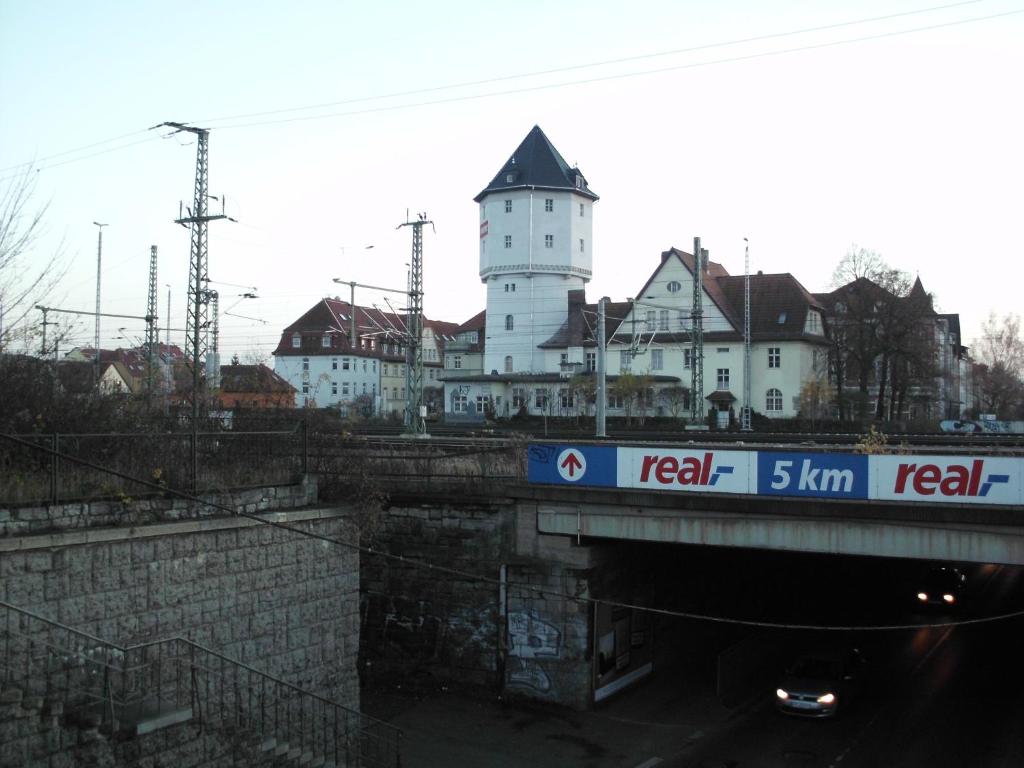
[671,565,1024,768]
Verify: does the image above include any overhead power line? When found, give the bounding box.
[191,0,985,127]
[202,8,1024,131]
[0,2,1015,177]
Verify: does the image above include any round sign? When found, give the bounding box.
[557,448,587,482]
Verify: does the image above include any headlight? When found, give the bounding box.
[776,688,789,700]
[817,692,836,705]
[917,592,928,602]
[943,593,955,604]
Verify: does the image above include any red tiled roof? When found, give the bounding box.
[273,298,460,359]
[219,364,295,394]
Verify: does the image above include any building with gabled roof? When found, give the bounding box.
[272,297,455,412]
[815,275,971,420]
[215,364,296,409]
[607,248,829,420]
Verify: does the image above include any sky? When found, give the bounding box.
[1,0,1021,364]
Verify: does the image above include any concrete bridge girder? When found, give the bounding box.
[536,503,1024,565]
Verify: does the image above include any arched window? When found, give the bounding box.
[505,314,514,331]
[766,388,783,412]
[504,355,513,373]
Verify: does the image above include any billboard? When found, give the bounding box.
[527,444,1024,507]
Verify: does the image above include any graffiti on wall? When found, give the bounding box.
[507,658,552,692]
[506,610,561,693]
[507,610,561,659]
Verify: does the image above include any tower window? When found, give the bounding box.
[544,198,553,212]
[504,235,512,249]
[579,203,584,217]
[579,238,585,253]
[504,199,512,213]
[545,234,553,248]
[504,355,513,373]
[505,314,514,331]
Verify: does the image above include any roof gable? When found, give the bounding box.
[612,247,738,339]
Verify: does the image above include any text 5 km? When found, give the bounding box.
[756,452,869,499]
[770,459,855,493]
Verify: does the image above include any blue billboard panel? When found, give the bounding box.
[757,451,869,499]
[527,444,618,487]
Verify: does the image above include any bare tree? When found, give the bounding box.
[975,313,1024,377]
[660,385,690,419]
[825,246,937,421]
[0,167,69,352]
[972,313,1024,418]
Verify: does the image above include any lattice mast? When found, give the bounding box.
[208,290,220,391]
[690,236,705,422]
[398,213,433,435]
[161,122,227,421]
[741,238,752,431]
[145,245,159,393]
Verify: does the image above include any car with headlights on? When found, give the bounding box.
[775,648,866,718]
[916,566,967,607]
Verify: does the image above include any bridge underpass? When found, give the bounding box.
[497,442,1024,709]
[532,495,1024,565]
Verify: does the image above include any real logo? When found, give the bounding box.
[893,459,1009,497]
[639,453,734,487]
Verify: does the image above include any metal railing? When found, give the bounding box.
[0,601,401,767]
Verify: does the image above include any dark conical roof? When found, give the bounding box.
[474,125,598,202]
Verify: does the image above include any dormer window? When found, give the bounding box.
[506,173,515,184]
[321,335,331,348]
[291,333,301,348]
[575,175,584,189]
[777,312,788,325]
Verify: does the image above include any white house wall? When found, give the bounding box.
[274,353,379,408]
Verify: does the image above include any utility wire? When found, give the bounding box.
[3,430,1024,632]
[207,9,1024,131]
[1,3,1015,175]
[192,0,985,126]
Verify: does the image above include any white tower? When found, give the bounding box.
[476,126,598,374]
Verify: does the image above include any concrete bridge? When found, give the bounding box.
[521,441,1024,565]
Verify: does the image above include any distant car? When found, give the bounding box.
[775,648,866,718]
[916,566,967,606]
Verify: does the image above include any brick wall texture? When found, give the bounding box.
[1,482,365,766]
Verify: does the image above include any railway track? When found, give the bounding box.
[342,424,1024,449]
